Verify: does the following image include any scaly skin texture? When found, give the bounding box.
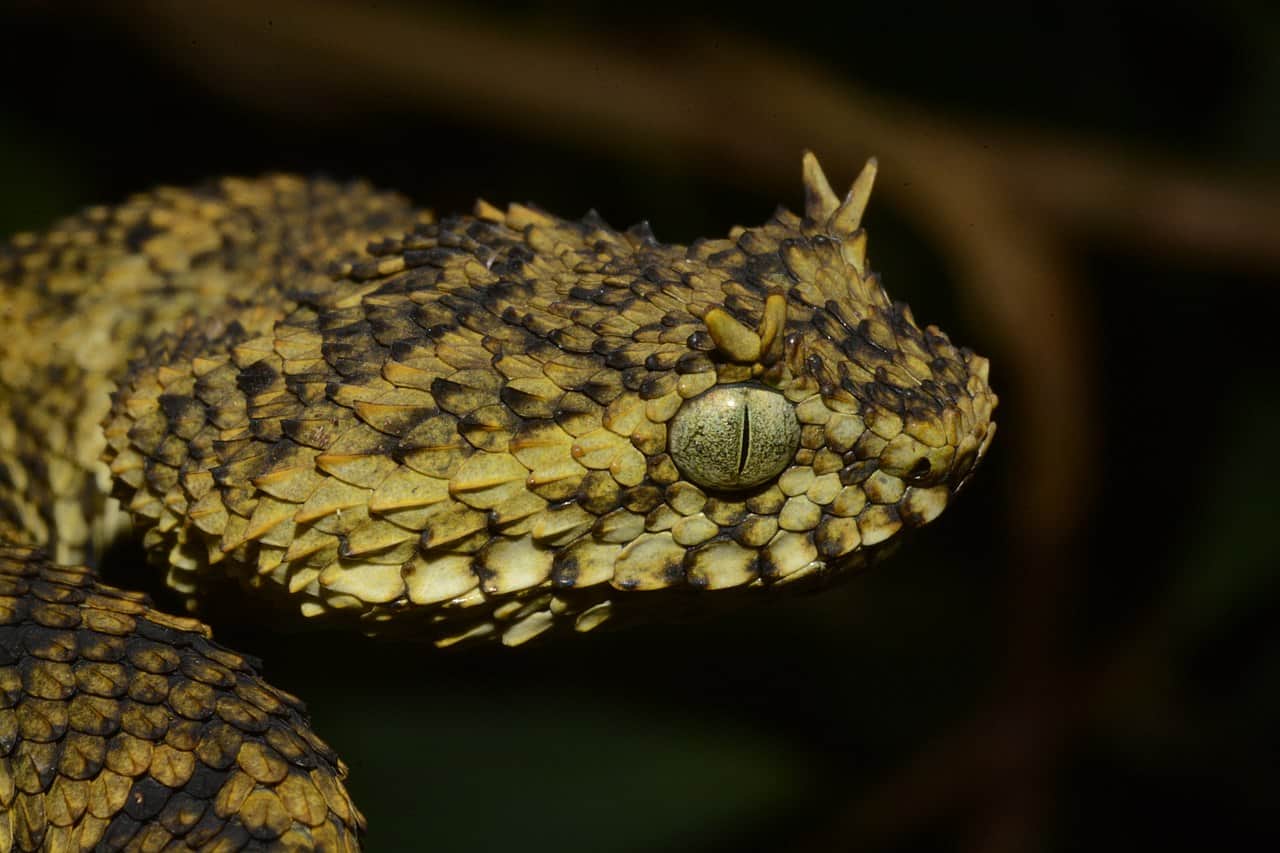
[0,545,362,851]
[0,155,996,848]
[0,176,420,850]
[0,175,423,567]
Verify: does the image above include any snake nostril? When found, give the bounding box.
[908,458,932,480]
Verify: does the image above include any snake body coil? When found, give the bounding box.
[0,155,996,849]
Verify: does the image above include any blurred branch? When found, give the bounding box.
[118,0,1280,270]
[1003,138,1280,270]
[102,2,1280,850]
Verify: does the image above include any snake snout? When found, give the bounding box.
[948,351,999,495]
[865,346,997,534]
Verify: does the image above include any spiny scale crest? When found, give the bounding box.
[91,154,997,647]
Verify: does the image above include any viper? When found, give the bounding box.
[0,154,996,850]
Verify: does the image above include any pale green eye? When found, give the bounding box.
[668,384,800,491]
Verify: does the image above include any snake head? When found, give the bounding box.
[657,153,998,585]
[102,157,997,643]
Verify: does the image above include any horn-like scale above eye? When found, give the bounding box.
[668,384,801,491]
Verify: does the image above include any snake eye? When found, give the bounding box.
[668,383,800,491]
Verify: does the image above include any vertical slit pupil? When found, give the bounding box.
[738,403,751,474]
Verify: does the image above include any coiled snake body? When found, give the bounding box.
[0,155,996,850]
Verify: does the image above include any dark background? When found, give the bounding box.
[4,2,1279,850]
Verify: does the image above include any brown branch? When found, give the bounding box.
[114,1,1280,271]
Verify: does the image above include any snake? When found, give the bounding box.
[0,153,997,850]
